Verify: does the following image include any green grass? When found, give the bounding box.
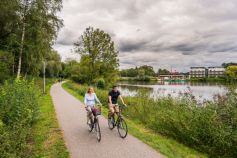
[62,81,207,158]
[32,79,69,158]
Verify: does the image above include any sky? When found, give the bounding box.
[53,0,237,72]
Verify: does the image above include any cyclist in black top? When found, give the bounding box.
[108,85,126,118]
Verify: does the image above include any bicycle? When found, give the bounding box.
[108,104,128,138]
[87,104,102,142]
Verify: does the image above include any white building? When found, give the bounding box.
[190,67,207,78]
[208,67,225,78]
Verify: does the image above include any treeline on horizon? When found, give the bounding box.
[120,62,237,80]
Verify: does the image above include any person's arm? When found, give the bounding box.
[119,95,125,105]
[108,92,112,106]
[94,93,101,104]
[118,91,126,106]
[84,94,87,107]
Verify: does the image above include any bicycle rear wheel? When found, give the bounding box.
[117,118,128,138]
[95,119,101,142]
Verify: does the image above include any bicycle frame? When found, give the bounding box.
[111,104,125,125]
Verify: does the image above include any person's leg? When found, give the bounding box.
[108,104,115,118]
[86,106,92,124]
[115,105,120,113]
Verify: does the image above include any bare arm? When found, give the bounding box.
[84,94,87,108]
[108,96,112,105]
[94,93,101,104]
[119,95,125,105]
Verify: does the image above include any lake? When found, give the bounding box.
[117,80,228,102]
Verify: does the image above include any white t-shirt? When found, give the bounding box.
[84,93,100,107]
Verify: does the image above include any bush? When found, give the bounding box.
[0,80,39,158]
[96,78,106,89]
[123,89,237,158]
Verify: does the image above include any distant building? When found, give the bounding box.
[159,74,190,81]
[190,67,207,78]
[208,66,225,78]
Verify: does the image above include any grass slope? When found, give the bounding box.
[33,80,69,158]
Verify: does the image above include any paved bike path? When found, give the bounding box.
[50,82,165,158]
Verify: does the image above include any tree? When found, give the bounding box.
[225,66,237,80]
[222,62,237,68]
[0,0,63,79]
[44,50,62,77]
[120,68,138,77]
[139,65,156,76]
[138,69,145,78]
[157,68,170,75]
[0,51,14,82]
[17,0,29,79]
[74,27,119,85]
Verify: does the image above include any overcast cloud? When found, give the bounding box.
[53,0,237,72]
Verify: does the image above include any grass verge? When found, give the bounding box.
[32,79,69,158]
[62,81,207,158]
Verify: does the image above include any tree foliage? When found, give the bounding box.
[74,27,119,86]
[222,62,237,68]
[225,65,237,79]
[120,65,156,77]
[157,68,170,75]
[0,0,63,79]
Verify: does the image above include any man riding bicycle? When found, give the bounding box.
[108,85,126,118]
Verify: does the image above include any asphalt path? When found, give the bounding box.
[50,82,165,158]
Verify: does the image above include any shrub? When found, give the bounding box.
[96,78,106,89]
[0,80,39,158]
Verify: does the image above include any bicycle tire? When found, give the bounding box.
[95,119,101,142]
[108,114,115,130]
[117,118,128,138]
[88,117,93,132]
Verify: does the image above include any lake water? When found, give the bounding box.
[118,81,228,102]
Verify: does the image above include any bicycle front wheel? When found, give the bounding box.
[108,114,115,130]
[117,118,128,138]
[88,117,93,132]
[95,119,101,142]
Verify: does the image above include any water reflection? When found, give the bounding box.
[118,81,228,101]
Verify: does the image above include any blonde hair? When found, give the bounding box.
[87,87,94,93]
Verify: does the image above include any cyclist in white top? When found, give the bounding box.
[84,87,101,124]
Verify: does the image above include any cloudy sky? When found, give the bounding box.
[53,0,237,72]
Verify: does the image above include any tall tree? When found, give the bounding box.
[16,0,29,79]
[225,65,237,80]
[74,27,119,85]
[0,0,62,80]
[157,68,170,75]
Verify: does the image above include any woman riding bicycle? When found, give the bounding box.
[84,87,101,125]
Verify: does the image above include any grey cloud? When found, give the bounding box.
[54,0,237,71]
[56,28,78,46]
[119,39,149,52]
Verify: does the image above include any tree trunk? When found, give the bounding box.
[16,0,28,79]
[16,22,25,79]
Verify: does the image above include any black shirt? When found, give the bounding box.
[108,90,120,104]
